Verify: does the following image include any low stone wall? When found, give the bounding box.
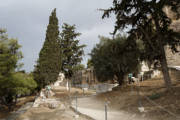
[92,83,117,93]
[74,83,118,93]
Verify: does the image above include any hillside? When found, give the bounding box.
[95,77,180,120]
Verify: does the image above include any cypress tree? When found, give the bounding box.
[34,9,62,90]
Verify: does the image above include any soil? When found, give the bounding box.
[15,86,95,120]
[0,87,95,120]
[1,78,179,120]
[95,77,180,120]
[0,96,35,119]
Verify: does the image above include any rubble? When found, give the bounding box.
[33,97,65,110]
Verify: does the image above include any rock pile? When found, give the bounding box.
[32,73,66,110]
[33,89,65,110]
[33,97,65,110]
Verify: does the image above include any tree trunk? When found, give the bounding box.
[117,74,124,86]
[15,95,17,103]
[160,46,172,91]
[153,18,172,91]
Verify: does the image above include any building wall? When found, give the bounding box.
[165,46,180,66]
[71,67,99,88]
[164,6,180,66]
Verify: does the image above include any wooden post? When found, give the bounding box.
[105,102,107,120]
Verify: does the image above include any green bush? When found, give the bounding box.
[12,73,37,96]
[0,72,37,106]
[149,93,161,100]
[0,29,37,108]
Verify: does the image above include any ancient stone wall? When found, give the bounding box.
[165,46,180,66]
[71,67,99,88]
[164,6,180,66]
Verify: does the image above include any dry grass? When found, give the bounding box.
[0,96,35,119]
[95,77,180,120]
[16,86,95,120]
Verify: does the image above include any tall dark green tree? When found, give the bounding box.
[34,9,62,90]
[102,0,180,90]
[60,23,86,78]
[90,35,140,85]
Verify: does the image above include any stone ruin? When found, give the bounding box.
[53,72,65,87]
[33,72,65,109]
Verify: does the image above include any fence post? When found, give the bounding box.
[105,102,107,120]
[75,94,78,112]
[83,88,85,95]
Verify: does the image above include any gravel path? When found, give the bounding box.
[72,97,148,120]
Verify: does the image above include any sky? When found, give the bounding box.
[0,0,115,72]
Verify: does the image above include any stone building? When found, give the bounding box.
[165,6,180,66]
[71,67,99,88]
[140,7,180,79]
[165,46,180,66]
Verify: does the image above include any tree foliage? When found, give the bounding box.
[72,64,85,72]
[90,35,140,85]
[0,29,23,75]
[87,59,93,68]
[0,29,37,108]
[102,0,180,90]
[33,9,62,90]
[12,73,37,96]
[60,23,86,78]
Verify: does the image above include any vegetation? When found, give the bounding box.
[72,64,85,72]
[87,59,93,68]
[60,23,86,78]
[149,93,161,100]
[33,10,86,90]
[90,35,140,85]
[33,9,62,90]
[0,29,37,109]
[12,73,37,96]
[102,0,180,90]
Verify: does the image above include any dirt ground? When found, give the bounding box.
[95,77,180,120]
[0,96,35,119]
[16,106,92,120]
[1,79,180,120]
[15,86,95,120]
[0,87,95,120]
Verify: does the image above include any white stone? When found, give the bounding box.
[54,72,65,87]
[48,103,59,109]
[40,90,46,99]
[138,107,145,112]
[74,114,79,119]
[33,98,41,107]
[83,88,88,91]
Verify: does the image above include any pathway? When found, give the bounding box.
[72,97,148,120]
